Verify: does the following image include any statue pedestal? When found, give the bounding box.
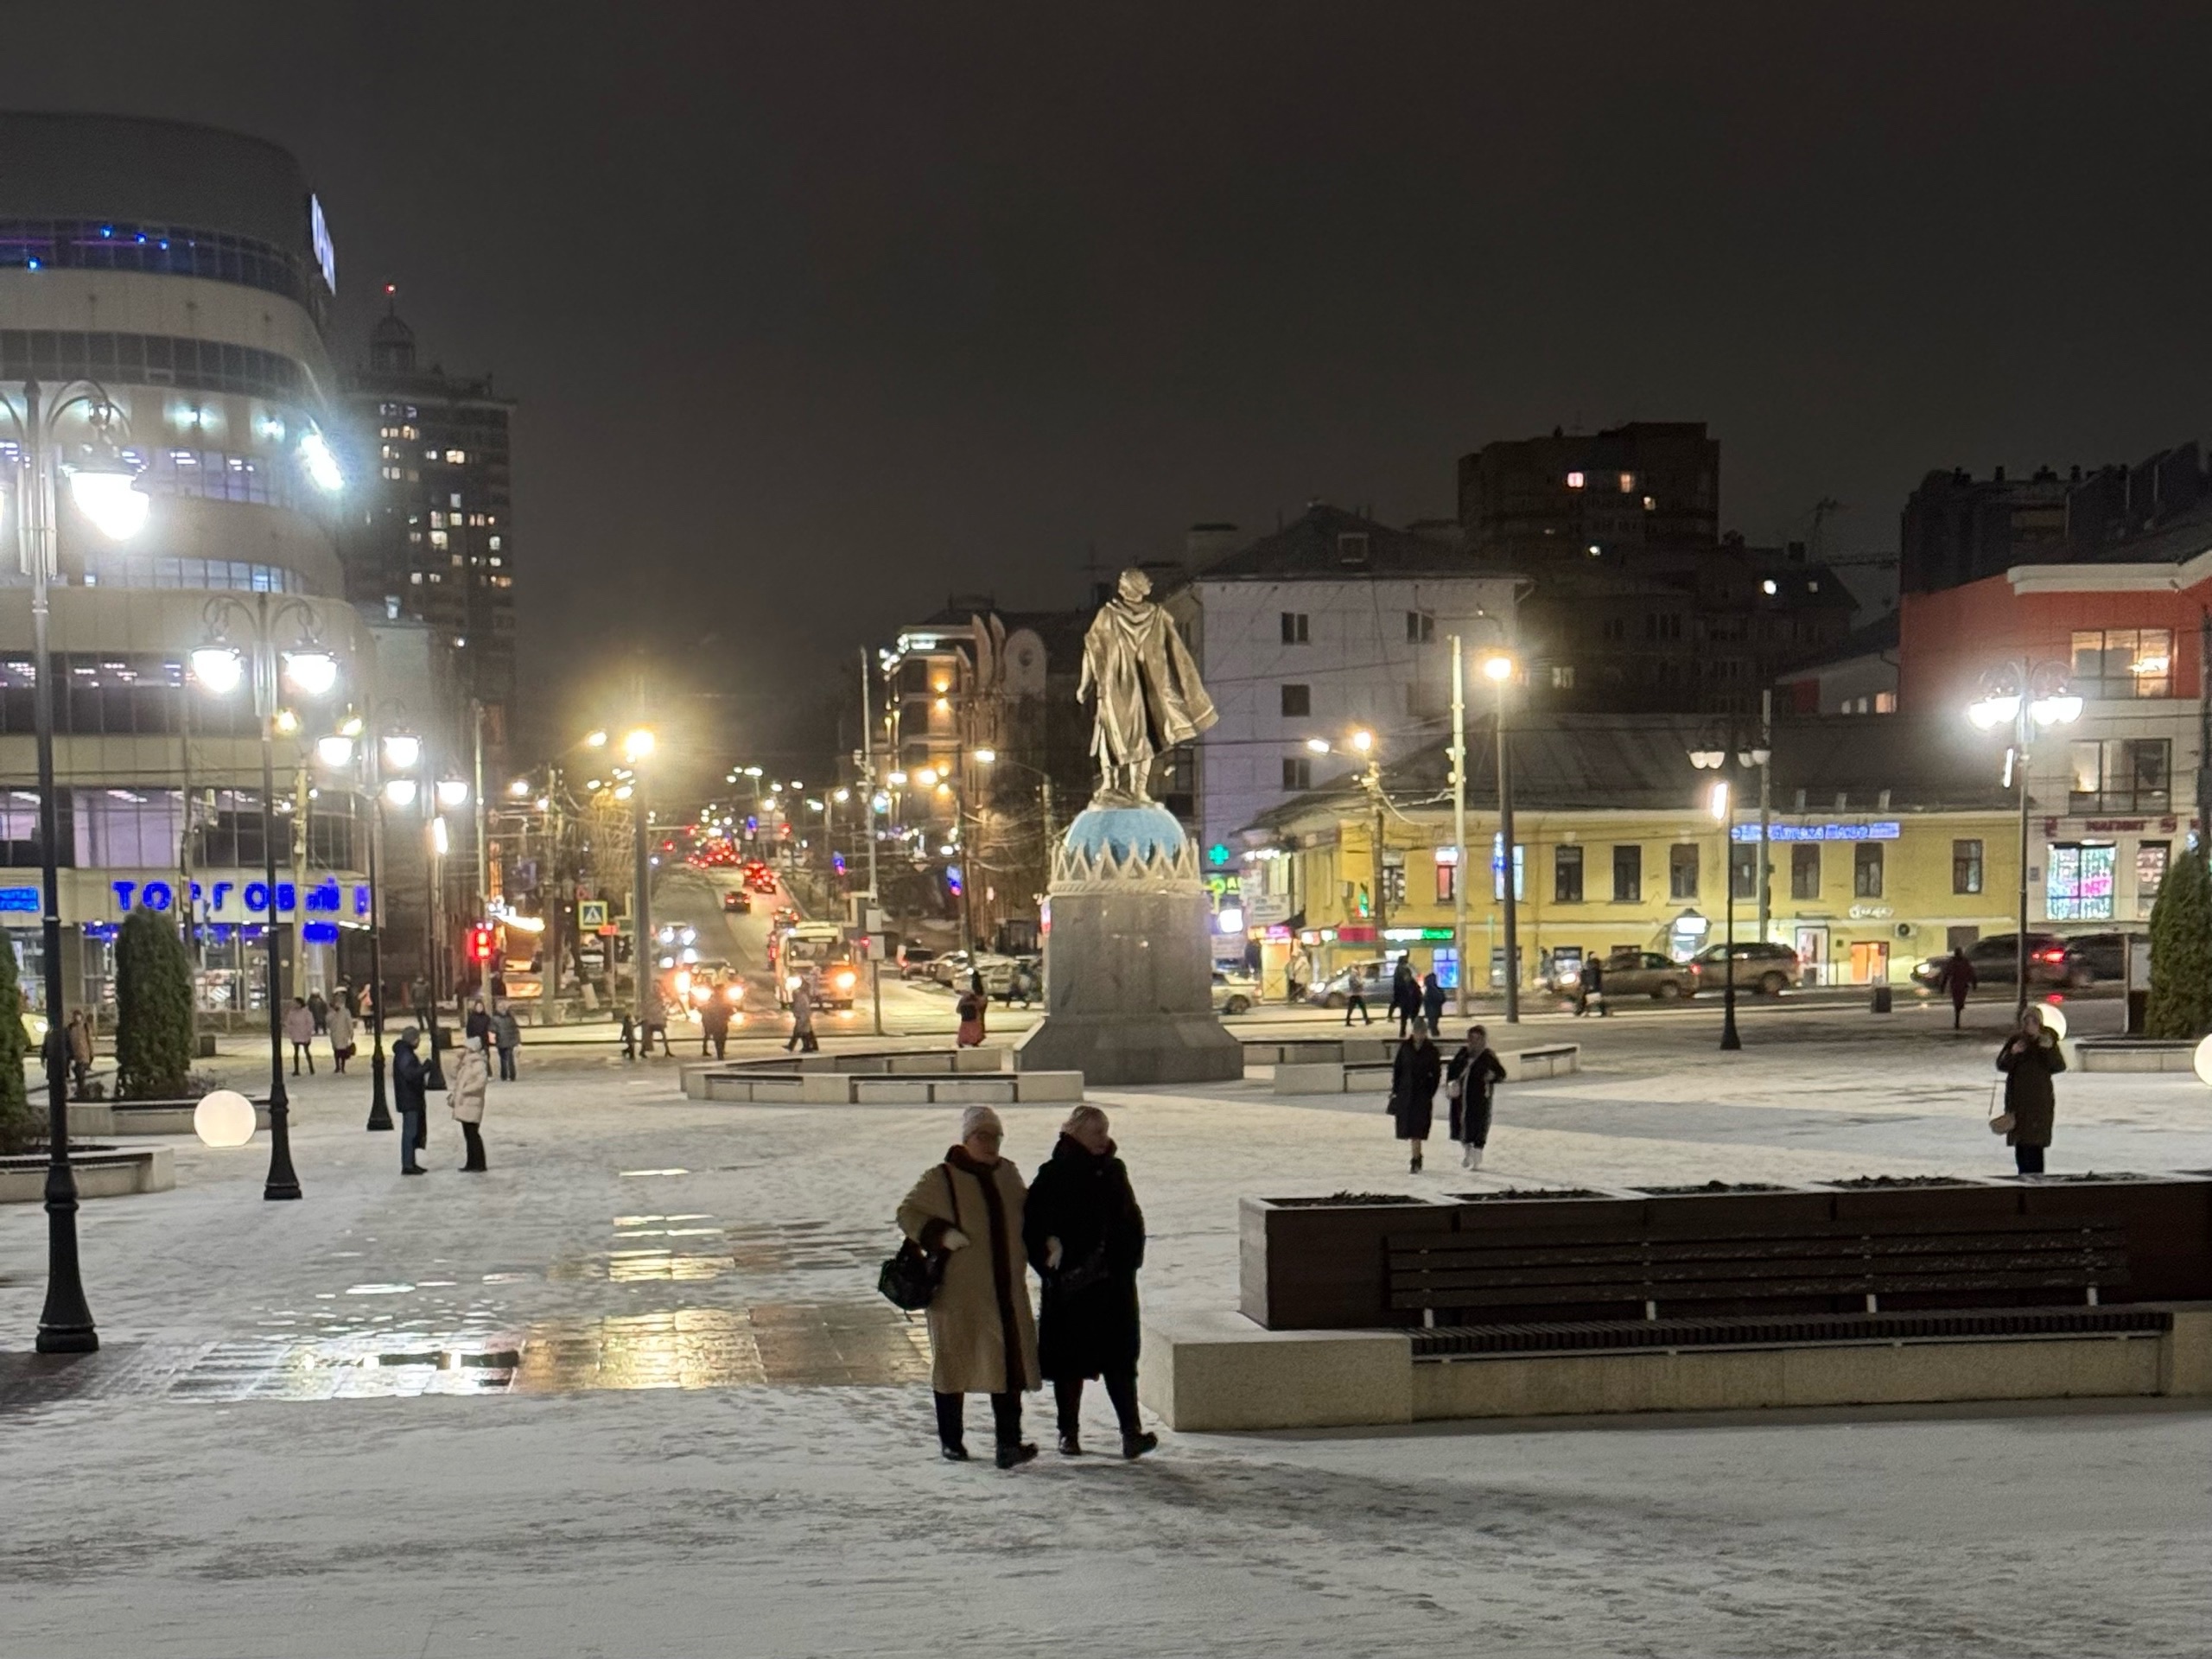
[1014,804,1243,1086]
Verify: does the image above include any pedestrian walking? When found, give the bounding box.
[956,981,987,1047]
[392,1026,429,1175]
[643,993,669,1057]
[327,999,354,1074]
[1446,1025,1509,1170]
[1024,1105,1157,1460]
[64,1009,94,1096]
[1579,951,1607,1016]
[308,989,329,1036]
[699,987,731,1060]
[465,997,493,1048]
[1343,970,1372,1027]
[450,1033,490,1172]
[896,1106,1040,1468]
[1390,955,1419,1037]
[492,1001,521,1081]
[1285,945,1311,1006]
[620,1013,637,1060]
[284,997,316,1075]
[1388,1025,1442,1174]
[1420,969,1446,1037]
[785,982,819,1053]
[1995,1006,2066,1175]
[1940,947,1977,1031]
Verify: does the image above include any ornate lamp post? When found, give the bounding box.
[3,378,148,1353]
[316,709,419,1130]
[1967,663,2082,1019]
[191,595,347,1201]
[1688,721,1772,1052]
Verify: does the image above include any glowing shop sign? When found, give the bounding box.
[1732,821,1900,843]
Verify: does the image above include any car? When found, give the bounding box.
[897,945,939,980]
[1912,933,2082,991]
[1595,950,1696,1000]
[722,889,752,914]
[930,950,973,988]
[2059,931,2146,985]
[1689,940,1802,996]
[1307,960,1391,1009]
[1211,970,1259,1015]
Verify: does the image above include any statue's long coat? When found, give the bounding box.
[1078,597,1218,772]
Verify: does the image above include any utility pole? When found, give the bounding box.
[1497,664,1519,1024]
[1449,637,1470,1017]
[471,698,489,934]
[859,650,880,912]
[1758,688,1774,939]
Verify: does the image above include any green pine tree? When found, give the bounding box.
[2145,846,2212,1039]
[113,910,195,1101]
[0,941,35,1154]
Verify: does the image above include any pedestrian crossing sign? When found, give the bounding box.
[577,899,609,930]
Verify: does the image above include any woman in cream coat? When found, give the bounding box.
[897,1105,1039,1467]
[448,1034,491,1172]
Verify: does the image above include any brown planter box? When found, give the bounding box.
[1240,1195,1452,1329]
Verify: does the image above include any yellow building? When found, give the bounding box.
[1239,714,2020,997]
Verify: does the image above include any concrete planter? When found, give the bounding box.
[0,1145,174,1203]
[2071,1039,2198,1072]
[1244,1173,2212,1330]
[71,1099,273,1136]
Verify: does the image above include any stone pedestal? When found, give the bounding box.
[1014,804,1243,1086]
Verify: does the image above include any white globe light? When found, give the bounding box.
[190,645,245,694]
[315,734,355,767]
[68,467,149,540]
[435,778,470,807]
[283,650,340,696]
[2037,1001,2068,1042]
[2193,1035,2212,1089]
[383,778,418,808]
[194,1089,257,1147]
[381,732,423,771]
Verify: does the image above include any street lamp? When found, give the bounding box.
[1967,662,2081,1017]
[194,594,347,1199]
[3,378,149,1353]
[1476,648,1519,1021]
[1688,720,1772,1052]
[321,703,419,1130]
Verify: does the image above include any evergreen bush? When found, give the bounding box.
[2145,847,2212,1039]
[0,941,35,1154]
[114,910,195,1101]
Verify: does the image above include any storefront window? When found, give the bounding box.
[2137,842,2170,911]
[2047,843,2116,921]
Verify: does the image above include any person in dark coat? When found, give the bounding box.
[1388,1026,1443,1173]
[1022,1105,1157,1461]
[391,1026,429,1175]
[307,989,328,1035]
[1578,952,1606,1016]
[1940,948,1977,1030]
[1420,970,1446,1036]
[1389,956,1419,1037]
[465,997,493,1047]
[1995,1006,2065,1174]
[1446,1024,1510,1170]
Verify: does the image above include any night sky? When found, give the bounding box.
[9,3,2212,776]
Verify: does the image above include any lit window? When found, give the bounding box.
[487,556,502,568]
[1642,494,1656,511]
[410,572,423,584]
[1761,579,1777,595]
[424,448,437,461]
[1566,471,1585,489]
[1874,691,1897,714]
[429,530,448,550]
[488,535,502,551]
[445,449,466,464]
[1618,472,1635,493]
[429,511,445,528]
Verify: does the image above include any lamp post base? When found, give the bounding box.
[365,1047,392,1132]
[263,1089,302,1200]
[36,1163,99,1353]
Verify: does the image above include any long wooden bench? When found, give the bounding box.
[1386,1215,2133,1351]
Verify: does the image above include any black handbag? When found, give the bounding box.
[879,1167,956,1311]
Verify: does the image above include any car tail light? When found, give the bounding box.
[2036,947,2066,963]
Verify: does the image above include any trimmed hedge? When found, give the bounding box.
[114,910,195,1101]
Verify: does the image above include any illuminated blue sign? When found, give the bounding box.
[0,887,38,912]
[308,194,337,293]
[1732,821,1901,843]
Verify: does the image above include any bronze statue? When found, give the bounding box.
[1077,568,1217,805]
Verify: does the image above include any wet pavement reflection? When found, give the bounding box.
[0,1301,930,1407]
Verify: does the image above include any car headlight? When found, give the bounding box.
[724,984,743,1003]
[835,970,855,990]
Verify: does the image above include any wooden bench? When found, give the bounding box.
[1386,1215,2133,1351]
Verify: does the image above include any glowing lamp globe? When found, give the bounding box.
[2037,1001,2068,1042]
[2194,1035,2212,1089]
[190,645,245,694]
[194,1090,257,1147]
[69,465,149,541]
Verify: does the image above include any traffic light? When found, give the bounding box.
[467,924,497,963]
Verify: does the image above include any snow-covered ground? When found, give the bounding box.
[2,1021,2206,1656]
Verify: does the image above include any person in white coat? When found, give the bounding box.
[449,1034,491,1172]
[326,1000,355,1075]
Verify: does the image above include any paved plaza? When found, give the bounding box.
[3,1004,2209,1656]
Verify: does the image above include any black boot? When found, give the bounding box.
[940,1442,969,1462]
[1057,1431,1083,1457]
[995,1441,1039,1470]
[1122,1431,1159,1460]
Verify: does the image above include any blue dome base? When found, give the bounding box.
[1062,803,1186,866]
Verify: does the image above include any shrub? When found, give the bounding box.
[0,942,35,1154]
[114,910,195,1100]
[2145,847,2212,1039]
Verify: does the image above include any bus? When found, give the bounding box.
[777,921,857,1009]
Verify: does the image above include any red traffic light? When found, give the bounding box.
[467,924,497,963]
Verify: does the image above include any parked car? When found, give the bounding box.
[1689,940,1802,996]
[896,945,939,980]
[2060,931,2146,985]
[1910,932,2081,991]
[1599,950,1698,1000]
[929,950,973,988]
[1307,959,1392,1010]
[1211,970,1259,1016]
